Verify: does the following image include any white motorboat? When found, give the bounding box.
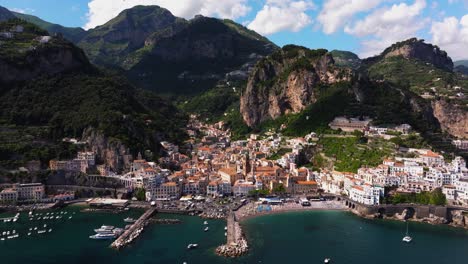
[324,258,331,263]
[187,243,198,249]
[203,221,208,225]
[402,221,413,243]
[204,227,209,232]
[124,217,136,223]
[89,233,116,240]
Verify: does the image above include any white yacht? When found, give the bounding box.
[94,225,115,233]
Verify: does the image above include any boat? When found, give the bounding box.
[324,258,331,263]
[69,216,73,219]
[48,229,52,233]
[27,233,31,236]
[37,230,46,234]
[402,221,413,243]
[0,238,4,241]
[224,226,227,231]
[224,232,227,236]
[187,243,198,249]
[34,227,38,230]
[124,217,136,223]
[204,227,209,232]
[89,233,116,240]
[94,225,114,233]
[203,221,208,225]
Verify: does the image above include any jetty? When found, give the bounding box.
[215,212,248,258]
[110,207,157,249]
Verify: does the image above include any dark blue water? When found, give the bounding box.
[1,208,467,264]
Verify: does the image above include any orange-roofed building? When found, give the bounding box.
[292,180,318,194]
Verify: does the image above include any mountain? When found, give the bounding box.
[0,19,187,171]
[0,6,14,22]
[454,61,468,74]
[363,38,453,71]
[236,38,468,149]
[12,12,86,43]
[77,5,277,95]
[0,19,90,83]
[240,45,352,127]
[330,50,361,69]
[455,60,468,67]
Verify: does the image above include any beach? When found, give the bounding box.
[235,200,348,221]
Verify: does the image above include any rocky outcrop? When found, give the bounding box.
[432,100,468,139]
[365,38,453,71]
[240,47,352,127]
[82,128,133,173]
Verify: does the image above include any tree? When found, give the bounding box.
[134,188,146,201]
[273,184,286,194]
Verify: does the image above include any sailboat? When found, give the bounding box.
[402,221,412,243]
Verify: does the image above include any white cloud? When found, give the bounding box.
[344,0,428,57]
[10,8,35,14]
[431,15,468,60]
[317,0,383,34]
[84,0,251,30]
[247,0,315,35]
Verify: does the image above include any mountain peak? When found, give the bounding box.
[366,38,454,71]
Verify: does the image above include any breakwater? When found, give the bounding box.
[215,212,248,258]
[110,207,157,249]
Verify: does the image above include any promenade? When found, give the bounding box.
[235,200,347,221]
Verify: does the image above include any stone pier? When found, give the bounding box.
[110,207,157,249]
[216,212,248,258]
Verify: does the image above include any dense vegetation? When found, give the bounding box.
[318,136,395,173]
[385,188,447,206]
[12,12,86,42]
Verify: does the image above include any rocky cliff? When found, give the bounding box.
[240,46,351,127]
[364,38,453,71]
[432,100,468,139]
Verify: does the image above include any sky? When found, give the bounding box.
[0,0,468,60]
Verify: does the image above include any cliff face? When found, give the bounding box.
[82,129,133,172]
[240,46,351,127]
[432,100,468,139]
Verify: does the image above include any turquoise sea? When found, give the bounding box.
[1,208,468,264]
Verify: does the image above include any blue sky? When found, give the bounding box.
[1,0,468,60]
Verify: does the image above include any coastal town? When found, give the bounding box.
[1,113,468,257]
[3,115,467,209]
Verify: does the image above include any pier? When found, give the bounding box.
[110,207,157,249]
[215,212,248,258]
